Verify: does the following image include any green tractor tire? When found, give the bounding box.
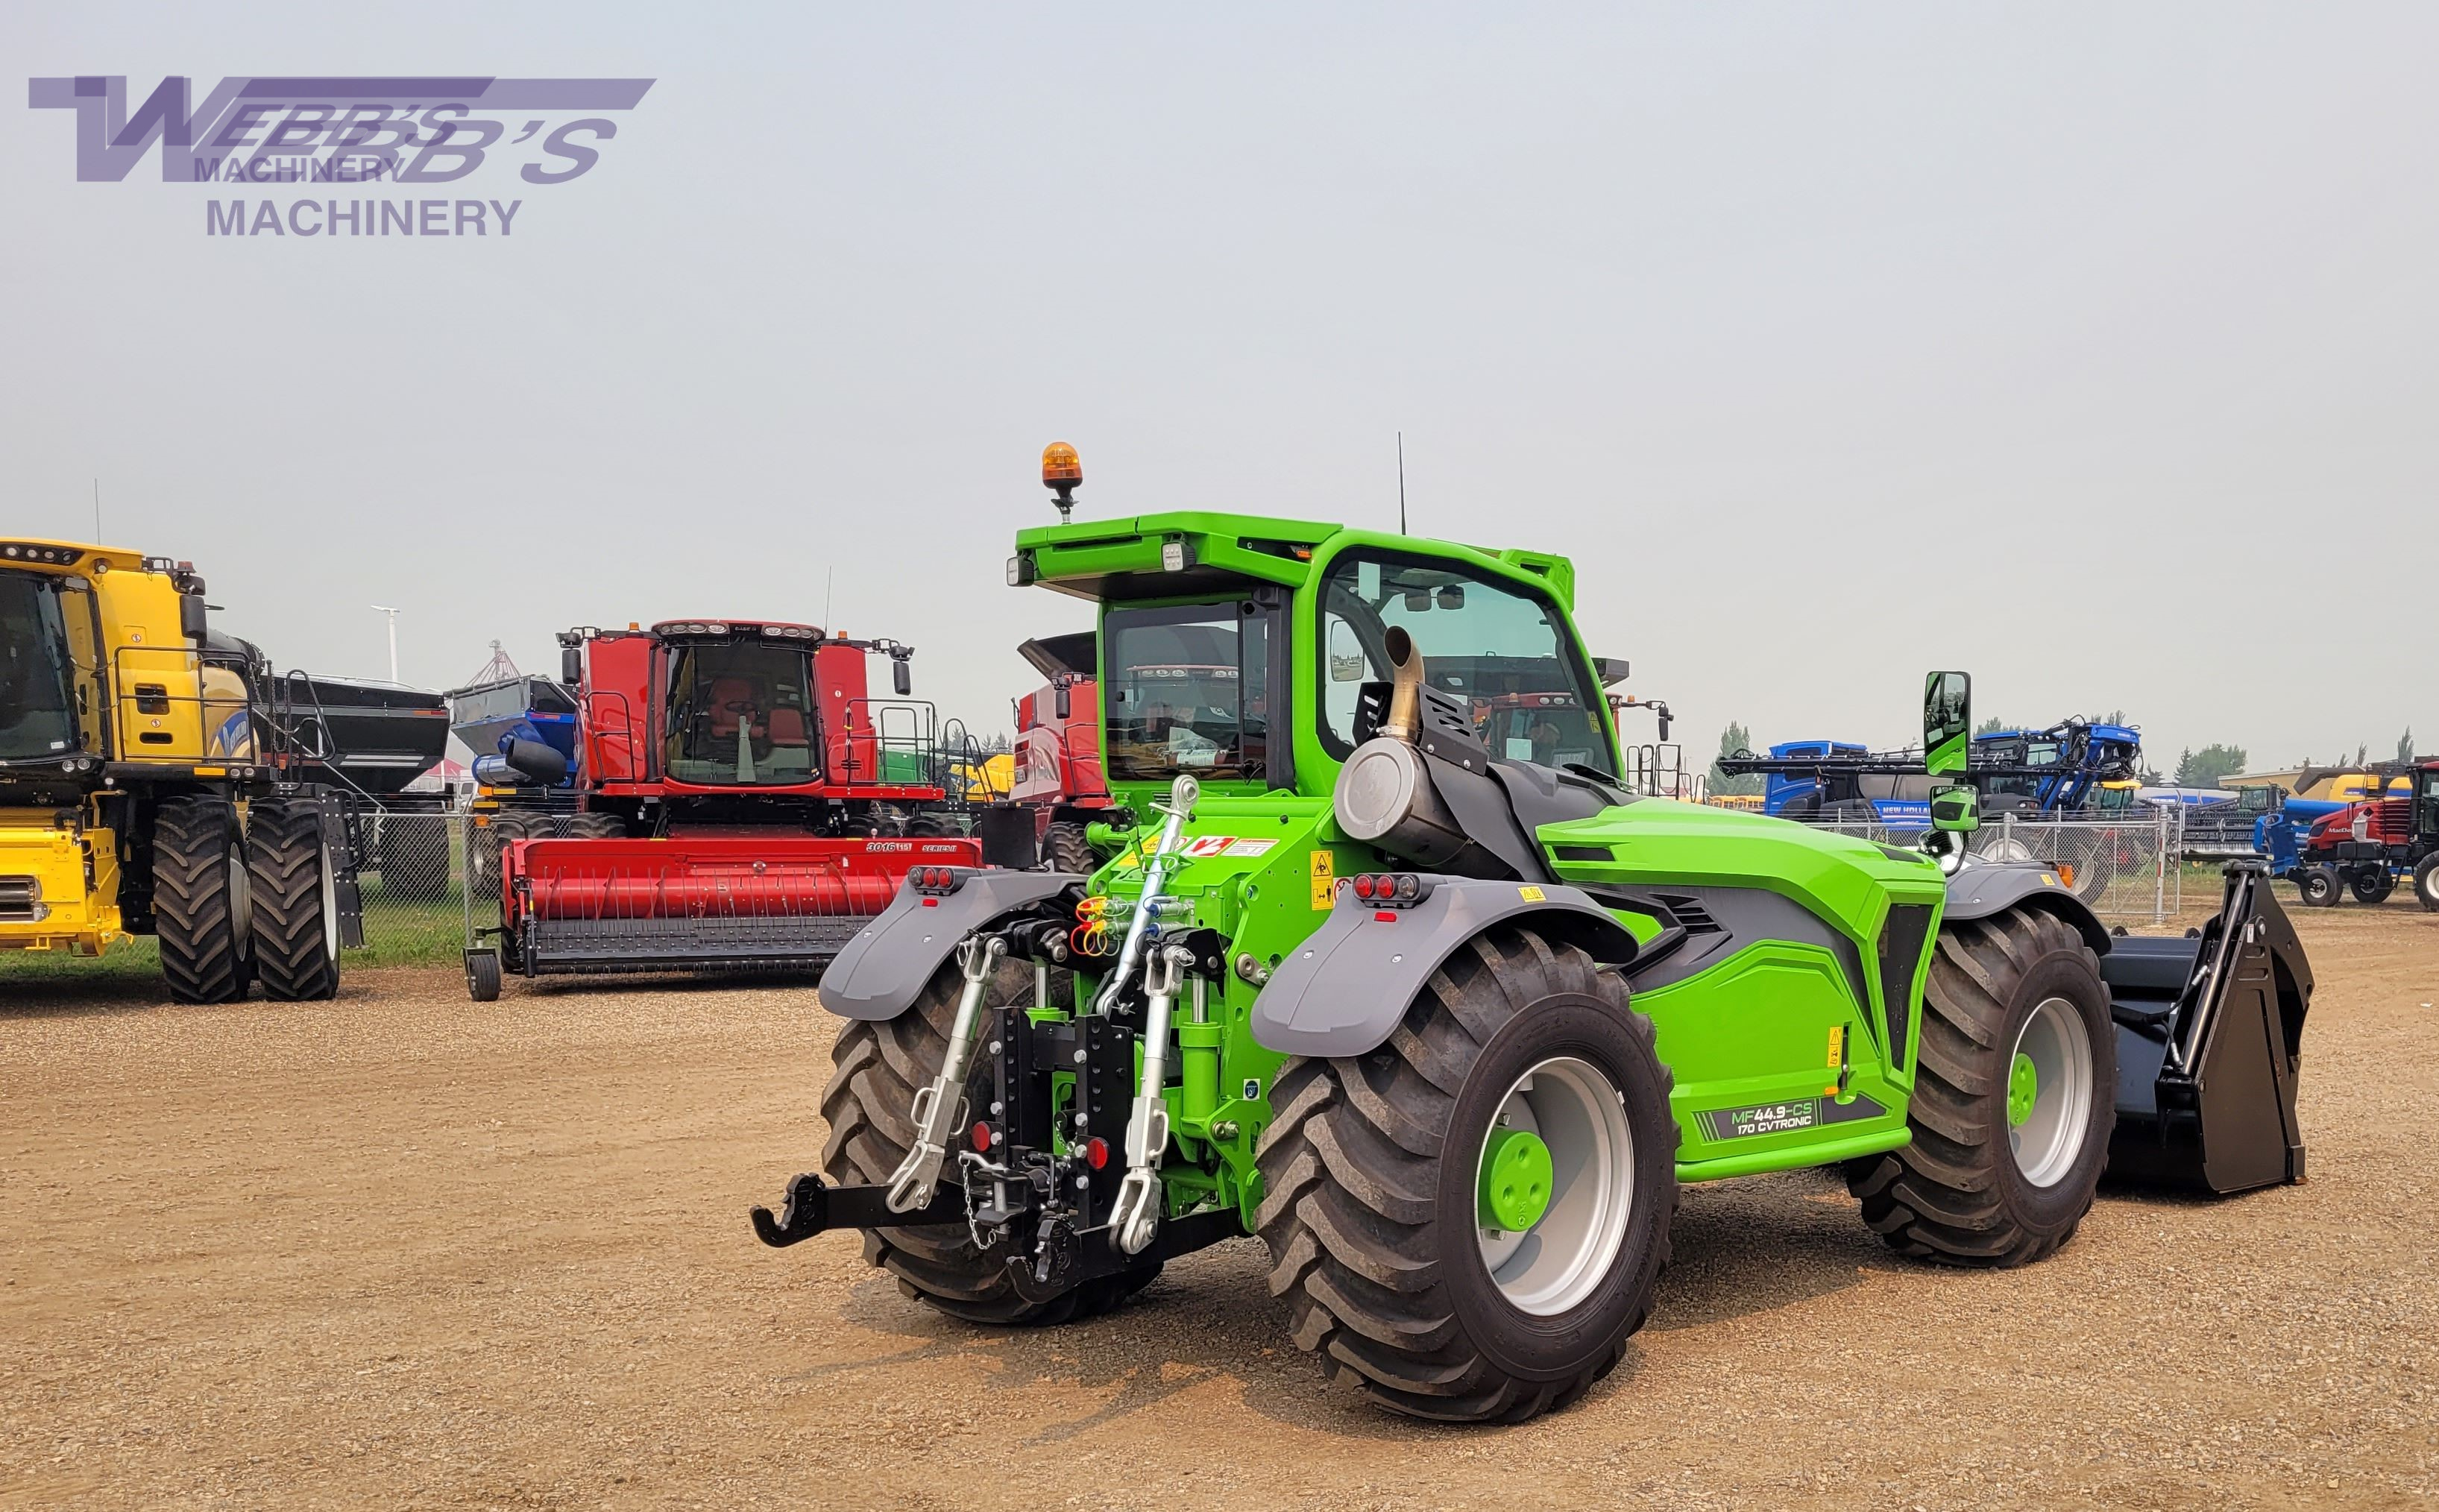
[1846,910,2112,1267]
[819,959,1159,1326]
[1256,924,1677,1423]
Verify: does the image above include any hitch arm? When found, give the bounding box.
[751,1172,966,1248]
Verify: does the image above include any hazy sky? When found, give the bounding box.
[7,5,2433,775]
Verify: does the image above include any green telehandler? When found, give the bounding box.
[754,447,2314,1423]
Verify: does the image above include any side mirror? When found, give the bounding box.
[892,657,912,697]
[560,645,583,685]
[1924,670,1972,775]
[1053,680,1071,720]
[1929,783,1980,834]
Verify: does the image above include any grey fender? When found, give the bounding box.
[1249,876,1640,1059]
[1942,858,2112,957]
[817,870,1080,1021]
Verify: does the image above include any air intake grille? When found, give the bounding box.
[1878,904,1934,1070]
[1653,893,1722,934]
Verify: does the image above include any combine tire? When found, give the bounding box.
[374,815,448,902]
[2350,870,2395,905]
[1042,821,1097,875]
[2416,855,2439,913]
[1847,909,2112,1267]
[152,796,254,1005]
[568,812,627,840]
[2295,866,2341,908]
[1256,925,1677,1423]
[819,960,1157,1325]
[471,813,530,892]
[247,799,341,1001]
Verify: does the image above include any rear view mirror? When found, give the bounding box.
[561,645,583,684]
[1930,784,1980,834]
[893,657,912,697]
[1327,620,1367,682]
[1924,670,1971,776]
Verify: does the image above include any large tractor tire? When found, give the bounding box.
[568,812,628,840]
[247,799,342,1001]
[819,959,1159,1325]
[2350,870,2395,905]
[471,813,529,893]
[1846,909,2112,1267]
[374,815,449,902]
[1042,821,1097,876]
[2294,866,2342,908]
[2416,854,2439,913]
[1256,925,1677,1423]
[152,796,254,1005]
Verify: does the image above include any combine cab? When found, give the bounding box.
[462,620,991,999]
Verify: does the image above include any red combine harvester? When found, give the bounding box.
[462,619,986,1000]
[1008,632,1110,872]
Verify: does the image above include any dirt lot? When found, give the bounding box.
[4,904,2435,1511]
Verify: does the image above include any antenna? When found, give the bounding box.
[1397,432,1407,535]
[371,605,400,683]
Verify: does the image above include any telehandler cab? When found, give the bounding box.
[753,449,2314,1423]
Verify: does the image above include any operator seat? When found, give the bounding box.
[708,678,767,741]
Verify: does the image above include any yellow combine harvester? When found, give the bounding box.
[0,538,366,1001]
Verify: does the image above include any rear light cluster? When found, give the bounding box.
[1349,872,1432,907]
[911,866,964,895]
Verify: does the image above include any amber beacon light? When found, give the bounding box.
[1042,441,1083,522]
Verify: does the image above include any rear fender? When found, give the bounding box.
[817,870,1080,1020]
[1942,859,2110,957]
[1249,876,1639,1058]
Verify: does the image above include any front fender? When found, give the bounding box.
[817,871,1080,1020]
[1249,876,1639,1059]
[1943,857,2111,957]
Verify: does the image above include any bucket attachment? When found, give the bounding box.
[2101,863,2312,1194]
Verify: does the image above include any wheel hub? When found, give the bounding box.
[2007,1052,2039,1128]
[1478,1127,1553,1232]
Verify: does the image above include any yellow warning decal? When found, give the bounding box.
[1309,850,1336,910]
[1518,885,1546,902]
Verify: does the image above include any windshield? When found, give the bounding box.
[0,570,78,763]
[1318,553,1607,770]
[663,641,819,785]
[1102,601,1271,782]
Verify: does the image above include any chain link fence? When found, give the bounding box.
[337,795,2194,968]
[1790,808,2185,922]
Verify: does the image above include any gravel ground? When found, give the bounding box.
[3,904,2435,1511]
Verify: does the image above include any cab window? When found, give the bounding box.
[1318,552,1608,771]
[1102,600,1271,782]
